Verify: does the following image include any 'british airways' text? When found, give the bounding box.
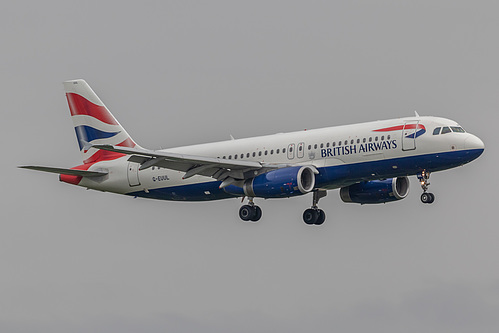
[321,140,398,158]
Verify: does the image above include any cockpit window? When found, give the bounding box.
[441,127,451,134]
[451,126,466,133]
[433,127,441,135]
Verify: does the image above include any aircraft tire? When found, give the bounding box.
[421,192,435,204]
[316,209,326,225]
[303,209,318,225]
[239,205,254,221]
[250,206,262,222]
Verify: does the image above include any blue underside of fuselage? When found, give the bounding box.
[126,148,484,201]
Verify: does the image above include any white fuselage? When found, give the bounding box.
[76,115,484,201]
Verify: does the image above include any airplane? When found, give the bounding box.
[20,79,485,225]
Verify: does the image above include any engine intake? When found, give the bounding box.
[224,166,317,198]
[340,176,410,204]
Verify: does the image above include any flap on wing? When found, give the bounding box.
[19,166,108,177]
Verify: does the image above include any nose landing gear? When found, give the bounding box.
[239,198,262,222]
[303,190,327,225]
[418,170,435,204]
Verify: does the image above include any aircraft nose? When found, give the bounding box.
[464,134,485,150]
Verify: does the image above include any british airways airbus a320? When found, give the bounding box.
[20,80,485,225]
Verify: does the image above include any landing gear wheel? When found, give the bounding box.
[239,204,262,222]
[303,209,318,225]
[239,205,254,221]
[316,209,326,225]
[250,206,262,222]
[421,192,435,204]
[303,208,326,225]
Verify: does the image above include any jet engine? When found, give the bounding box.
[340,176,410,204]
[224,166,317,198]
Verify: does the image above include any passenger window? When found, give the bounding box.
[344,140,348,145]
[258,151,262,156]
[381,136,384,141]
[228,155,232,159]
[314,144,318,149]
[441,127,451,134]
[265,150,268,155]
[276,149,280,154]
[246,153,250,158]
[387,135,391,140]
[234,154,238,159]
[326,142,330,148]
[320,143,324,148]
[363,138,366,143]
[433,127,441,135]
[332,142,336,147]
[350,139,354,144]
[375,136,378,141]
[338,141,342,146]
[252,152,256,157]
[308,145,311,150]
[271,149,274,154]
[283,148,286,153]
[241,154,244,159]
[357,139,360,144]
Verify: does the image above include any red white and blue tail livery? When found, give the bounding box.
[20,79,485,225]
[65,80,138,163]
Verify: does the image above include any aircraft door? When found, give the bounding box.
[402,121,418,151]
[297,142,305,158]
[127,162,141,187]
[287,143,295,160]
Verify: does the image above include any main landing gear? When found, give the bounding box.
[303,190,327,225]
[418,170,435,204]
[239,198,262,222]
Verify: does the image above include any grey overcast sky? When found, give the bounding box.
[1,1,498,332]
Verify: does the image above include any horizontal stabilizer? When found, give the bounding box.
[19,166,108,177]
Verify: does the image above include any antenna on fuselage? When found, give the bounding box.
[414,110,420,117]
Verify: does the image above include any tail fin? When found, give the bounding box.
[64,79,139,164]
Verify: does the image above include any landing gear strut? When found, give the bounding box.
[303,190,327,225]
[418,170,435,204]
[239,198,262,222]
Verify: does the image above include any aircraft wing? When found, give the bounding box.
[18,166,108,177]
[93,144,278,187]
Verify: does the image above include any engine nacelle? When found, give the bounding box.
[340,176,410,204]
[224,166,317,198]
